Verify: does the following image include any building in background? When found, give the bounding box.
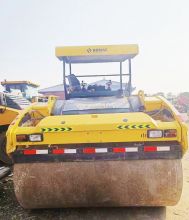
[39,84,65,99]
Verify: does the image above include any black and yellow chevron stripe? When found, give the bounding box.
[41,127,72,132]
[117,124,151,129]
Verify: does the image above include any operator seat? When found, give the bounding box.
[67,74,81,91]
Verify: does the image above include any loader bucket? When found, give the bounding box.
[14,159,182,209]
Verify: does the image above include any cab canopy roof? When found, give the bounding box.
[1,81,39,88]
[55,44,138,63]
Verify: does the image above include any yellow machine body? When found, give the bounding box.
[0,106,19,127]
[6,95,188,154]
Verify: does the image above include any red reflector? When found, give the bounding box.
[144,146,157,152]
[23,149,36,155]
[113,147,125,153]
[83,148,95,154]
[52,149,64,154]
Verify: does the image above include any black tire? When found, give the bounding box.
[0,166,11,180]
[0,131,13,165]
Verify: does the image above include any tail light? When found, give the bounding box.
[164,129,177,138]
[16,134,43,142]
[147,129,177,138]
[28,134,43,142]
[16,134,28,142]
[147,130,163,138]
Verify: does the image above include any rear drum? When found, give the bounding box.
[14,159,182,209]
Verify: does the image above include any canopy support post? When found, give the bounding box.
[63,61,66,85]
[69,63,72,75]
[120,62,123,91]
[128,59,132,96]
[63,61,68,99]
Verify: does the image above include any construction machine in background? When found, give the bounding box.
[1,80,48,103]
[5,44,188,210]
[0,91,30,165]
[1,80,39,101]
[0,80,48,163]
[0,80,41,164]
[0,81,47,179]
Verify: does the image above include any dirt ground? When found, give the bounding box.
[0,152,189,220]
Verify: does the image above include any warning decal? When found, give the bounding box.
[41,127,72,132]
[117,124,151,129]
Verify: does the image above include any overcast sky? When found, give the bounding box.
[0,0,189,94]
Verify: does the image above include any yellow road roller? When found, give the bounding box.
[6,44,188,209]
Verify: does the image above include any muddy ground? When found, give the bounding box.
[0,152,189,220]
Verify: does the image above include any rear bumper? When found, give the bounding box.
[12,141,182,163]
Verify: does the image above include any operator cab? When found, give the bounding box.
[66,74,120,98]
[56,44,138,99]
[1,80,39,101]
